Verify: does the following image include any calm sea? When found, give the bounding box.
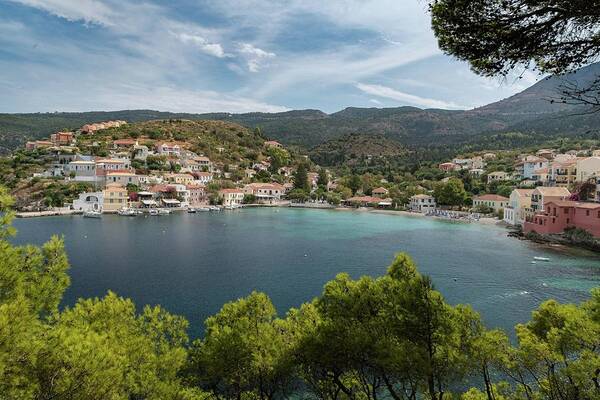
[12,208,600,337]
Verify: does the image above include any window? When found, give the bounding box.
[564,208,568,214]
[587,210,590,216]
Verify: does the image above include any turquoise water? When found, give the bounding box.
[12,208,600,337]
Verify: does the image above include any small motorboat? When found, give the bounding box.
[158,208,171,215]
[118,208,137,216]
[83,210,102,219]
[198,207,211,212]
[187,208,197,213]
[209,206,221,211]
[148,209,159,216]
[533,257,550,262]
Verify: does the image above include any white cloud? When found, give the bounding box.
[8,0,116,26]
[238,43,275,72]
[356,83,468,109]
[369,98,382,104]
[174,32,228,58]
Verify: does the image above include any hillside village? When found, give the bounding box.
[4,118,600,245]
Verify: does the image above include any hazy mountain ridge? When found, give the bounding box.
[2,63,599,153]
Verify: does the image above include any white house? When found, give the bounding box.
[72,191,104,212]
[409,194,436,213]
[503,189,534,226]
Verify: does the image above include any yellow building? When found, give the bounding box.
[102,184,128,212]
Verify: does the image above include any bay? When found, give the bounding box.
[12,208,600,337]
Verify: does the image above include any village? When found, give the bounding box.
[12,120,600,243]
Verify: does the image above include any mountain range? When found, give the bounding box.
[2,63,600,155]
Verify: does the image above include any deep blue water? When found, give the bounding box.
[12,208,600,337]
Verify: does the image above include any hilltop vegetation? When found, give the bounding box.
[77,119,270,167]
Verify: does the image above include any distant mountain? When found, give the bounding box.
[1,63,600,154]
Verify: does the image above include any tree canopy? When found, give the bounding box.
[430,0,600,109]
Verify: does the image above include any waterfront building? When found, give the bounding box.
[243,183,285,202]
[102,184,128,212]
[219,189,244,206]
[72,191,104,212]
[524,200,600,237]
[503,189,534,226]
[409,194,436,213]
[472,194,509,213]
[187,184,206,206]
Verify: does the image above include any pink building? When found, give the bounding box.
[523,200,600,237]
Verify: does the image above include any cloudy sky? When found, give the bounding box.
[0,0,540,114]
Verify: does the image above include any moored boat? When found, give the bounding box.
[148,209,159,216]
[187,208,197,213]
[158,208,171,215]
[83,210,102,219]
[533,257,550,262]
[118,208,137,216]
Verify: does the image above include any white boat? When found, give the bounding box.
[148,209,159,216]
[224,205,234,210]
[533,257,550,262]
[187,208,197,213]
[209,206,221,211]
[198,207,211,212]
[118,208,137,216]
[158,208,171,215]
[83,210,102,218]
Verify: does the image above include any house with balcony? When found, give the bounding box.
[549,158,578,187]
[519,156,549,180]
[409,194,436,213]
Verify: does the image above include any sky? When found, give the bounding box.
[0,0,541,114]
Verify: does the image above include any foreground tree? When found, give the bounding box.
[0,186,199,400]
[187,292,297,400]
[430,0,600,110]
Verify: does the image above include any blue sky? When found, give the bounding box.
[0,0,541,114]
